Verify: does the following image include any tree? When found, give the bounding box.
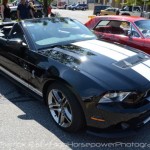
[115,0,120,3]
[126,0,150,5]
[43,0,54,17]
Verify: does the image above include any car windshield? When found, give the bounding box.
[134,20,150,38]
[24,18,96,50]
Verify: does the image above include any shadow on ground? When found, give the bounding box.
[0,75,150,150]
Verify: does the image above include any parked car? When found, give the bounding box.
[68,3,88,10]
[100,7,119,15]
[93,5,110,15]
[120,5,142,16]
[0,18,150,137]
[57,1,67,9]
[85,16,150,54]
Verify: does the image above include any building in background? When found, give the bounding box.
[87,0,127,9]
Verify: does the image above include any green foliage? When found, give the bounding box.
[115,0,150,6]
[115,0,120,3]
[39,0,53,5]
[126,0,150,5]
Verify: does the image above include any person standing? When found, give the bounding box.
[17,0,34,20]
[1,0,11,22]
[29,0,36,12]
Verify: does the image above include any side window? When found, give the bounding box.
[94,20,110,29]
[120,21,140,38]
[107,9,112,11]
[120,21,131,35]
[94,20,125,35]
[123,6,129,11]
[128,6,132,12]
[133,7,140,11]
[9,24,25,41]
[130,25,141,38]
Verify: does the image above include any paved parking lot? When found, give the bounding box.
[52,9,93,24]
[0,9,150,150]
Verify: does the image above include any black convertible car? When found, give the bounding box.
[0,18,150,137]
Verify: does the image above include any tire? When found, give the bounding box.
[10,11,17,20]
[46,82,85,132]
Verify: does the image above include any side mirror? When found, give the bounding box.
[7,38,27,48]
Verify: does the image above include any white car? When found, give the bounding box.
[120,6,142,16]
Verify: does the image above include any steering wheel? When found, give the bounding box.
[142,29,148,34]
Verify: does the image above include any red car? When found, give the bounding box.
[85,16,150,54]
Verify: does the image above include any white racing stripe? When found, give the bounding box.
[132,63,150,81]
[87,40,136,57]
[143,60,150,68]
[73,41,128,61]
[73,40,150,82]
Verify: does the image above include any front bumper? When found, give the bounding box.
[86,121,150,138]
[84,96,150,137]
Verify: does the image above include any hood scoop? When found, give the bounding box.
[114,53,149,69]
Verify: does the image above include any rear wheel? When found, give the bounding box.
[46,82,85,132]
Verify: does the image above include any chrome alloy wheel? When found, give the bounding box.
[48,89,73,128]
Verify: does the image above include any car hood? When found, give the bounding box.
[38,39,150,91]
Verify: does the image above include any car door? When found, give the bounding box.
[113,34,145,50]
[23,49,47,93]
[143,39,150,54]
[0,23,29,82]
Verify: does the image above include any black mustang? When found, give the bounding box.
[0,18,150,137]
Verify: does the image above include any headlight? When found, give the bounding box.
[99,91,131,103]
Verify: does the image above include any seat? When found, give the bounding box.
[95,26,124,35]
[111,27,125,34]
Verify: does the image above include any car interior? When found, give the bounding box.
[94,20,125,35]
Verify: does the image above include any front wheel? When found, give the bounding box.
[46,82,85,132]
